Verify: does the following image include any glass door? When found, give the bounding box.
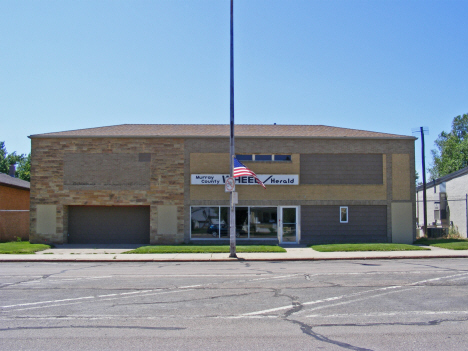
[280,207,299,243]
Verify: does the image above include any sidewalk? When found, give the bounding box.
[1,245,468,262]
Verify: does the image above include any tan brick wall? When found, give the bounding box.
[30,138,185,244]
[184,138,415,242]
[392,154,411,201]
[189,153,300,174]
[190,153,386,201]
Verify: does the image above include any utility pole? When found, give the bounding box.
[229,0,237,258]
[420,126,428,236]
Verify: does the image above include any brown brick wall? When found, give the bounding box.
[301,205,388,244]
[0,211,30,242]
[300,154,383,184]
[0,185,30,242]
[0,185,30,210]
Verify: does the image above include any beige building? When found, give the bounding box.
[29,124,416,245]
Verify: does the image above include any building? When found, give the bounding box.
[29,124,416,245]
[416,166,468,238]
[0,172,30,242]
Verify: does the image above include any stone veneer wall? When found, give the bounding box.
[30,138,185,244]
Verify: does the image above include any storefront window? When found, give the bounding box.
[191,207,221,238]
[191,206,278,239]
[250,207,277,238]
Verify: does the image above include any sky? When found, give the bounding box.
[1,0,467,175]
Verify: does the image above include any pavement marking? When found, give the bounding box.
[239,272,468,317]
[5,271,466,314]
[0,272,299,312]
[240,285,405,317]
[2,296,95,309]
[249,274,302,282]
[306,310,468,318]
[1,288,196,312]
[6,302,85,312]
[302,287,418,316]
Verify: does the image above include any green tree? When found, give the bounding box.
[429,113,468,179]
[0,141,30,181]
[17,153,31,182]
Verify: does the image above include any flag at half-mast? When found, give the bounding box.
[233,158,266,189]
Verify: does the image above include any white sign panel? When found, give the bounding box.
[191,174,299,185]
[225,177,235,192]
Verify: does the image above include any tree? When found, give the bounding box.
[17,153,31,182]
[429,113,468,179]
[0,141,31,181]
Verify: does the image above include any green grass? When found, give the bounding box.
[0,241,51,254]
[310,243,430,252]
[123,245,287,254]
[414,238,468,250]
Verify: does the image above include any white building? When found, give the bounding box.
[416,166,468,238]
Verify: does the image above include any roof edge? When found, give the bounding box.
[29,134,416,140]
[416,165,468,191]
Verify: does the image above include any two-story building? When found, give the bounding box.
[29,124,416,245]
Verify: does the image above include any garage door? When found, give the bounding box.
[68,206,150,244]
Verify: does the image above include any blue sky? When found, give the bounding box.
[1,0,467,175]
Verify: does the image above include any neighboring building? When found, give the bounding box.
[29,124,416,245]
[0,172,30,242]
[416,166,468,238]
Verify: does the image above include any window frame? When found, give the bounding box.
[340,206,348,223]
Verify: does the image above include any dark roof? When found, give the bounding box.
[29,124,415,140]
[416,166,468,192]
[0,173,30,190]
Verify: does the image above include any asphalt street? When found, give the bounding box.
[1,259,468,350]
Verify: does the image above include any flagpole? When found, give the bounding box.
[229,0,237,258]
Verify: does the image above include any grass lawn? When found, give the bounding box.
[310,243,430,252]
[0,241,51,254]
[123,245,287,254]
[414,238,468,250]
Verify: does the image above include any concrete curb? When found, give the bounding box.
[1,255,468,263]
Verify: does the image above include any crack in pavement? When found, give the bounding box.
[287,318,375,351]
[275,289,373,350]
[116,290,259,307]
[299,317,468,328]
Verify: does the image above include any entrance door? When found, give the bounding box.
[279,207,299,243]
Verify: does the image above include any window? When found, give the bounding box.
[255,155,272,161]
[340,206,348,223]
[274,155,292,161]
[191,206,277,239]
[249,207,277,238]
[236,155,253,161]
[235,154,291,162]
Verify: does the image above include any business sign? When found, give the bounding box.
[191,174,299,185]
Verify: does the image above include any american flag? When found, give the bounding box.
[233,158,266,189]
